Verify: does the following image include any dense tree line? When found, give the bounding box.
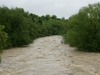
[0,25,7,61]
[1,2,100,62]
[0,5,68,61]
[65,2,100,52]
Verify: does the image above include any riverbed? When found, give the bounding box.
[0,35,100,75]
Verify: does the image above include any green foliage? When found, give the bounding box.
[51,15,57,19]
[0,25,7,62]
[0,6,68,49]
[0,25,7,49]
[29,13,68,38]
[65,2,100,52]
[0,5,68,62]
[0,7,33,47]
[1,2,100,63]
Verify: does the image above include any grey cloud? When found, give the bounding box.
[0,0,100,18]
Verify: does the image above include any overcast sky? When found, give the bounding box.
[0,0,100,19]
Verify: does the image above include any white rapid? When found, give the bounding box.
[0,35,100,75]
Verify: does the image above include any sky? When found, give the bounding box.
[0,0,100,19]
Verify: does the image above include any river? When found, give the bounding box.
[0,35,100,75]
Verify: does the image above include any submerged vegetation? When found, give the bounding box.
[0,2,100,61]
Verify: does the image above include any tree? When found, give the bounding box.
[8,8,32,46]
[51,15,57,19]
[0,25,7,62]
[65,2,100,52]
[0,6,34,47]
[45,14,51,21]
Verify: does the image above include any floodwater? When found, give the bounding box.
[0,35,100,75]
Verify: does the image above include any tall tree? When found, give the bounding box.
[0,25,7,62]
[65,2,100,52]
[51,15,57,19]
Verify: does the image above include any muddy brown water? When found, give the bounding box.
[0,35,100,75]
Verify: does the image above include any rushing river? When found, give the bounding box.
[0,35,100,75]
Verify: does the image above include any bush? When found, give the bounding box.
[65,2,100,52]
[0,25,7,62]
